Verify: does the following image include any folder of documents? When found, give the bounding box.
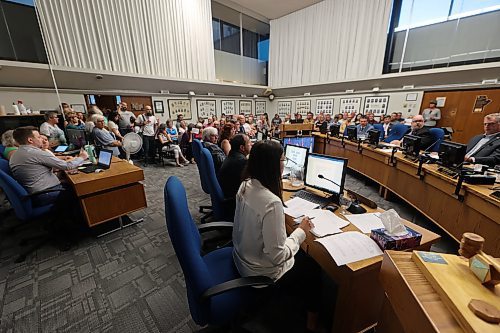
[284,197,319,218]
[315,231,383,266]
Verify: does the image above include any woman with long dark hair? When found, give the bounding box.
[233,140,322,332]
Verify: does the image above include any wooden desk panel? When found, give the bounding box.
[66,160,147,227]
[313,134,500,256]
[378,251,464,333]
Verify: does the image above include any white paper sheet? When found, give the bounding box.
[284,197,319,218]
[293,209,349,237]
[315,231,383,266]
[345,213,384,233]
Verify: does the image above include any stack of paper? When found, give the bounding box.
[345,213,384,233]
[293,209,349,237]
[284,197,318,218]
[315,231,383,266]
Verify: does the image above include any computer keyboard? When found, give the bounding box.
[437,166,459,179]
[293,190,331,207]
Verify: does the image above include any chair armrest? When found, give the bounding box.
[201,276,274,300]
[23,188,66,200]
[198,221,233,233]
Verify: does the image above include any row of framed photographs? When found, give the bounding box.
[153,99,267,120]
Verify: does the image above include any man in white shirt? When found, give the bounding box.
[136,105,158,165]
[40,111,67,147]
[465,113,500,167]
[422,100,441,127]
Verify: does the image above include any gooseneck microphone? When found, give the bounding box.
[318,174,342,188]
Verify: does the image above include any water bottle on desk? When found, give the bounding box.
[85,145,97,164]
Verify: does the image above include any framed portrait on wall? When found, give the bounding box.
[154,100,164,114]
[239,100,253,115]
[315,99,334,114]
[363,95,390,116]
[295,100,311,115]
[196,100,216,118]
[71,104,86,113]
[221,100,236,116]
[339,97,362,114]
[255,101,266,115]
[277,101,292,117]
[168,99,192,119]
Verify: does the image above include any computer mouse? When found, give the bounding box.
[324,205,338,213]
[95,168,104,173]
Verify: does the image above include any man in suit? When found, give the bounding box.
[355,115,374,139]
[391,115,434,150]
[382,115,393,138]
[464,113,500,167]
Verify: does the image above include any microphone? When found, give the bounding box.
[422,139,440,154]
[318,174,341,188]
[285,156,300,166]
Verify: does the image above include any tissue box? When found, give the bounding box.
[370,227,422,251]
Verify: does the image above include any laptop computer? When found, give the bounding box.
[79,149,113,173]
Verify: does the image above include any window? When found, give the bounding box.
[385,0,500,73]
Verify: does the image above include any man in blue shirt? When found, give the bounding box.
[356,115,374,139]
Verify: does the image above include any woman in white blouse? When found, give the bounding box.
[232,140,322,332]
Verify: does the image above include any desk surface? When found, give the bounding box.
[65,158,146,227]
[313,133,500,256]
[283,187,440,333]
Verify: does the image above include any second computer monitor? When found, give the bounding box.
[402,134,421,158]
[66,129,87,148]
[304,153,348,201]
[439,141,467,168]
[283,144,308,177]
[346,125,357,141]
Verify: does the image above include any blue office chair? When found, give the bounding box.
[199,148,234,223]
[164,176,272,328]
[372,124,385,140]
[0,158,9,174]
[428,128,445,152]
[0,169,65,262]
[384,124,410,143]
[192,139,212,218]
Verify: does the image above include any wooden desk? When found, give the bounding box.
[283,190,440,333]
[66,159,147,227]
[378,251,464,333]
[313,133,500,256]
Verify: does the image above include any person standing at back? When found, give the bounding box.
[117,102,136,136]
[136,106,158,165]
[422,100,441,127]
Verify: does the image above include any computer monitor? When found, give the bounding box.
[367,129,380,146]
[97,149,113,169]
[318,122,328,134]
[66,129,87,148]
[402,134,421,158]
[438,141,467,169]
[283,144,308,177]
[283,136,315,153]
[346,125,357,141]
[330,124,340,137]
[304,153,348,202]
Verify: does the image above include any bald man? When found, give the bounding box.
[391,115,434,150]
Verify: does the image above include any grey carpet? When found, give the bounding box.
[0,160,457,332]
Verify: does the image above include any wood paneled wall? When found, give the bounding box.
[120,96,153,117]
[421,88,500,144]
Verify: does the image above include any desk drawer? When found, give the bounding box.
[81,183,147,227]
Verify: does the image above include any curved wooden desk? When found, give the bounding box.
[313,134,500,257]
[283,189,440,333]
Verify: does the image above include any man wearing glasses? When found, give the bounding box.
[390,115,434,149]
[202,126,226,173]
[464,113,500,167]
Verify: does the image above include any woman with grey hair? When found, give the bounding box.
[2,130,19,160]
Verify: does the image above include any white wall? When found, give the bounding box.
[0,90,85,113]
[270,91,424,119]
[151,96,272,123]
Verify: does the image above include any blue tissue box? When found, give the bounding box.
[370,227,422,251]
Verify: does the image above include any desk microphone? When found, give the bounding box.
[318,174,341,188]
[285,157,300,166]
